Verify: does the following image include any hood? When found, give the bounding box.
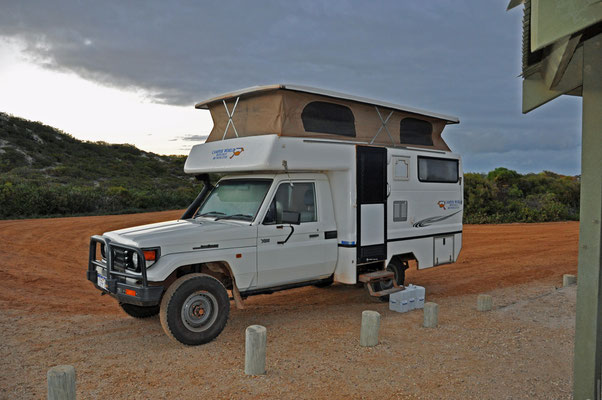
[103,219,257,254]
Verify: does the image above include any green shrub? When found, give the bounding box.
[463,169,579,224]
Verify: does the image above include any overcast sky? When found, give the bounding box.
[0,0,583,174]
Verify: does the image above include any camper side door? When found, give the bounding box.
[256,180,336,287]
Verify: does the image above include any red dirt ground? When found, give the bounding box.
[0,211,579,315]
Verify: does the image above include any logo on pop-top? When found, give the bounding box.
[211,147,244,160]
[437,200,462,210]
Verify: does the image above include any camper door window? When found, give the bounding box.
[196,179,272,221]
[418,157,459,183]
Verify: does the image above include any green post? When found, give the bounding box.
[574,33,602,400]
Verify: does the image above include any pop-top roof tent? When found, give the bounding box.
[195,84,459,151]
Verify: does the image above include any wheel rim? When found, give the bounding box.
[181,290,219,332]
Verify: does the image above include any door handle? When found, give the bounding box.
[309,233,319,238]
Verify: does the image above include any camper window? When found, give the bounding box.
[400,118,433,146]
[301,101,356,137]
[263,182,317,224]
[418,157,458,183]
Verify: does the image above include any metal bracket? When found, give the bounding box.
[222,97,240,140]
[282,160,293,186]
[369,106,395,145]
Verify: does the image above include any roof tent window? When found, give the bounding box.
[301,101,356,137]
[400,118,433,146]
[418,156,459,183]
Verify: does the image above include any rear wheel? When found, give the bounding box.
[119,303,160,318]
[160,273,230,346]
[372,259,408,301]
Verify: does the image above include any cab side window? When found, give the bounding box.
[263,182,317,224]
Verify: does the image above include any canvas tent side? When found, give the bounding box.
[195,84,458,151]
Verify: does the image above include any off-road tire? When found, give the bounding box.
[160,273,230,346]
[119,303,160,318]
[372,259,408,302]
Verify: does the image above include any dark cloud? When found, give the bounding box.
[0,0,583,174]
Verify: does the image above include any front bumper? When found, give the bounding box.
[87,235,164,307]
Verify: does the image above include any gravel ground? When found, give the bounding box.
[0,212,579,399]
[0,282,576,399]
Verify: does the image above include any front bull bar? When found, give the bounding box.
[86,235,163,306]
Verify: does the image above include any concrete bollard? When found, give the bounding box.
[47,365,76,400]
[423,302,439,328]
[477,294,493,312]
[245,325,267,375]
[563,274,577,287]
[360,310,380,347]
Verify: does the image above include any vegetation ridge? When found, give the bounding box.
[0,112,580,222]
[0,112,199,218]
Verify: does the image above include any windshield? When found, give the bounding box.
[196,179,272,222]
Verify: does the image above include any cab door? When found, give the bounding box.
[257,181,334,287]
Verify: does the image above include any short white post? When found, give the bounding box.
[47,365,76,400]
[245,325,267,375]
[423,302,438,328]
[477,294,493,312]
[360,310,380,347]
[563,274,577,287]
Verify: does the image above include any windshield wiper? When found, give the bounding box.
[214,213,253,221]
[198,211,226,217]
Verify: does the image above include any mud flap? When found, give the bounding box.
[231,280,245,310]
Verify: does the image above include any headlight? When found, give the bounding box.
[132,252,139,269]
[100,244,106,259]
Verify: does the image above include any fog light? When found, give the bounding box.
[125,289,136,296]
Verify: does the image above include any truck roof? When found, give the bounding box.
[195,84,459,124]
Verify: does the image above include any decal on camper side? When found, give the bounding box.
[437,200,462,210]
[211,147,244,160]
[413,209,462,228]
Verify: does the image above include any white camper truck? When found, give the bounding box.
[87,85,463,345]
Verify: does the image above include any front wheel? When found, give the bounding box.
[160,273,230,345]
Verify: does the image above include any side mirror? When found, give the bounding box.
[281,211,301,225]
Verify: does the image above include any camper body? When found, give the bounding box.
[86,85,463,345]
